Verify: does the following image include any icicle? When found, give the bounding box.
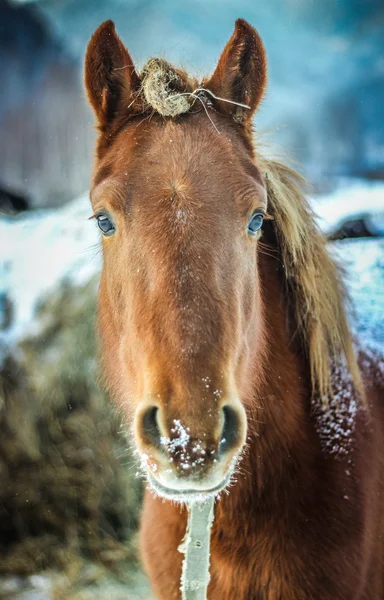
[178,498,215,600]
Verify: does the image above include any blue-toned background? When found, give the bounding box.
[1,0,384,207]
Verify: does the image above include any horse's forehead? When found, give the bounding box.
[95,116,264,215]
[136,121,256,203]
[143,120,229,183]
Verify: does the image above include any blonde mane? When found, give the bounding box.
[258,157,363,402]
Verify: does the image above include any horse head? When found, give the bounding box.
[85,19,272,500]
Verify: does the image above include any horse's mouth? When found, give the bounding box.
[146,469,233,503]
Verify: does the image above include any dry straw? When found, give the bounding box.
[141,58,192,117]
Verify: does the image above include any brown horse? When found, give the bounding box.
[84,19,384,599]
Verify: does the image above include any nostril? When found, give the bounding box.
[141,406,161,449]
[219,405,240,456]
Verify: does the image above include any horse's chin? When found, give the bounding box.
[146,469,234,504]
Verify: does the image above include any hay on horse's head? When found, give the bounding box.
[140,58,193,117]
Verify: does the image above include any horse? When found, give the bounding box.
[84,18,384,599]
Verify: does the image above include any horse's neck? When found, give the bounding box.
[226,248,314,508]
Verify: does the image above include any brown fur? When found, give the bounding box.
[85,18,384,599]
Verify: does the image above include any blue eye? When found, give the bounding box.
[96,214,115,236]
[247,211,264,236]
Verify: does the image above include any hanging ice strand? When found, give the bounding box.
[179,498,215,600]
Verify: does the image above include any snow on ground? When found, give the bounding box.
[311,179,384,348]
[0,193,101,359]
[310,178,384,235]
[332,238,384,348]
[0,180,383,364]
[0,567,153,600]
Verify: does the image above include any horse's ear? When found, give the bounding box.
[84,20,141,127]
[205,19,267,124]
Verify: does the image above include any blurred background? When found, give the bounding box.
[1,0,384,208]
[0,1,383,598]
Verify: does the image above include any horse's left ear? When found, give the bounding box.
[205,19,267,124]
[84,20,141,128]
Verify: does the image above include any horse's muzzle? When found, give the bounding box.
[134,399,246,500]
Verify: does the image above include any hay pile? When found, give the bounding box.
[0,277,143,581]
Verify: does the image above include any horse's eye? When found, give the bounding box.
[96,214,115,236]
[247,211,264,237]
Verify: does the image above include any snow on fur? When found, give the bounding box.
[160,420,208,471]
[312,356,359,456]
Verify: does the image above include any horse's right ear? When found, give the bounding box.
[84,20,141,127]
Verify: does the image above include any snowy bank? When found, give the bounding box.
[311,179,384,235]
[333,238,384,348]
[0,193,101,359]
